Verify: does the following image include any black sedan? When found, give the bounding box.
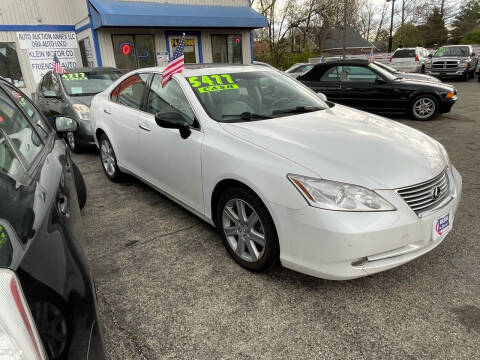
[35,67,122,152]
[0,78,105,359]
[298,60,457,120]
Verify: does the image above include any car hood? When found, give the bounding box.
[399,73,441,83]
[393,78,454,91]
[68,95,95,107]
[220,105,446,189]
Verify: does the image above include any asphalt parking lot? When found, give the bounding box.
[74,80,480,360]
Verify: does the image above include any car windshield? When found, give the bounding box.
[374,62,398,74]
[367,63,398,81]
[186,71,327,122]
[434,46,470,57]
[61,70,122,96]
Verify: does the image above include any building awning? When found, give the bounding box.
[89,0,268,30]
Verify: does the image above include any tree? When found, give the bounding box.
[393,23,423,48]
[460,27,480,44]
[419,7,448,47]
[450,0,480,44]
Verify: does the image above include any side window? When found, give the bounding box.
[146,74,196,126]
[40,73,52,95]
[320,66,341,82]
[110,73,149,110]
[339,66,379,83]
[4,85,50,141]
[0,87,44,167]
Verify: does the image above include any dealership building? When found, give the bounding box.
[0,0,267,95]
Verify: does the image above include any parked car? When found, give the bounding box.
[298,60,457,120]
[90,64,462,280]
[390,47,430,73]
[374,61,441,83]
[35,67,122,152]
[426,45,478,81]
[0,78,105,359]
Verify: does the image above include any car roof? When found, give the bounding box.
[137,64,276,77]
[312,59,370,67]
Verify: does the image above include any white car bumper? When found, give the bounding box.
[269,166,462,280]
[392,63,423,73]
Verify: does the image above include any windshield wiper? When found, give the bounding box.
[272,106,323,115]
[222,112,273,121]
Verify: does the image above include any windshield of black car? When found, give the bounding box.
[186,71,327,122]
[61,71,122,96]
[375,62,398,74]
[367,63,398,81]
[434,46,469,57]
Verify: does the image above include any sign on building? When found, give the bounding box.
[17,32,78,84]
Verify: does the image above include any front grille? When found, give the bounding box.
[396,170,450,214]
[432,61,459,70]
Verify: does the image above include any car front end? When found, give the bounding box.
[427,58,472,78]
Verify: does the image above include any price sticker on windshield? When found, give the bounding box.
[188,74,239,93]
[61,72,88,81]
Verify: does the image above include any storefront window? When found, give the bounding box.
[170,36,197,63]
[112,35,156,71]
[212,35,242,64]
[0,43,25,87]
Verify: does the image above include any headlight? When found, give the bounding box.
[72,104,90,121]
[287,174,396,211]
[445,91,454,99]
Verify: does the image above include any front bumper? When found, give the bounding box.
[427,69,468,78]
[270,166,462,280]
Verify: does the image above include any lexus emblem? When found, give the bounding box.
[432,186,441,200]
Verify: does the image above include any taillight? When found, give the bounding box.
[0,269,47,360]
[415,55,419,61]
[389,57,392,62]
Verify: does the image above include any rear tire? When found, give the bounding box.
[99,134,123,182]
[215,186,279,272]
[410,94,439,121]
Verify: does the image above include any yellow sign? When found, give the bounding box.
[188,74,238,93]
[171,38,195,47]
[61,72,88,81]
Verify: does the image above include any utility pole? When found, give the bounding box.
[387,0,395,54]
[343,0,347,58]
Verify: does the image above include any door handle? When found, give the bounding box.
[104,108,111,114]
[139,124,151,132]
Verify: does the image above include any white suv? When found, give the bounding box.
[390,47,430,73]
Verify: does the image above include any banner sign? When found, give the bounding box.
[17,32,79,84]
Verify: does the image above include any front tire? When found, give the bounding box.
[99,134,123,182]
[216,186,279,272]
[410,94,439,121]
[66,132,80,153]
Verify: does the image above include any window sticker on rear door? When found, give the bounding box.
[187,74,239,93]
[61,72,88,81]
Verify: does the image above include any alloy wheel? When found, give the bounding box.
[413,98,436,119]
[67,132,76,151]
[100,139,116,177]
[222,198,266,263]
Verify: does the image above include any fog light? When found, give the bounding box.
[351,257,367,267]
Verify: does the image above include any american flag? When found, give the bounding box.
[162,34,185,87]
[368,48,375,63]
[51,53,66,74]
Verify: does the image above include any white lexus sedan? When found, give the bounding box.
[90,65,462,280]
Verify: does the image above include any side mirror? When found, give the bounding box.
[428,54,433,58]
[155,112,191,139]
[54,116,78,133]
[316,92,328,102]
[472,52,476,57]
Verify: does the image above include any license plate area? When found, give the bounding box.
[432,210,453,242]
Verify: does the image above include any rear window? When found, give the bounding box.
[393,49,416,58]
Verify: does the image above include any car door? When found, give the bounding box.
[106,73,149,176]
[137,74,205,213]
[300,65,342,102]
[336,65,395,111]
